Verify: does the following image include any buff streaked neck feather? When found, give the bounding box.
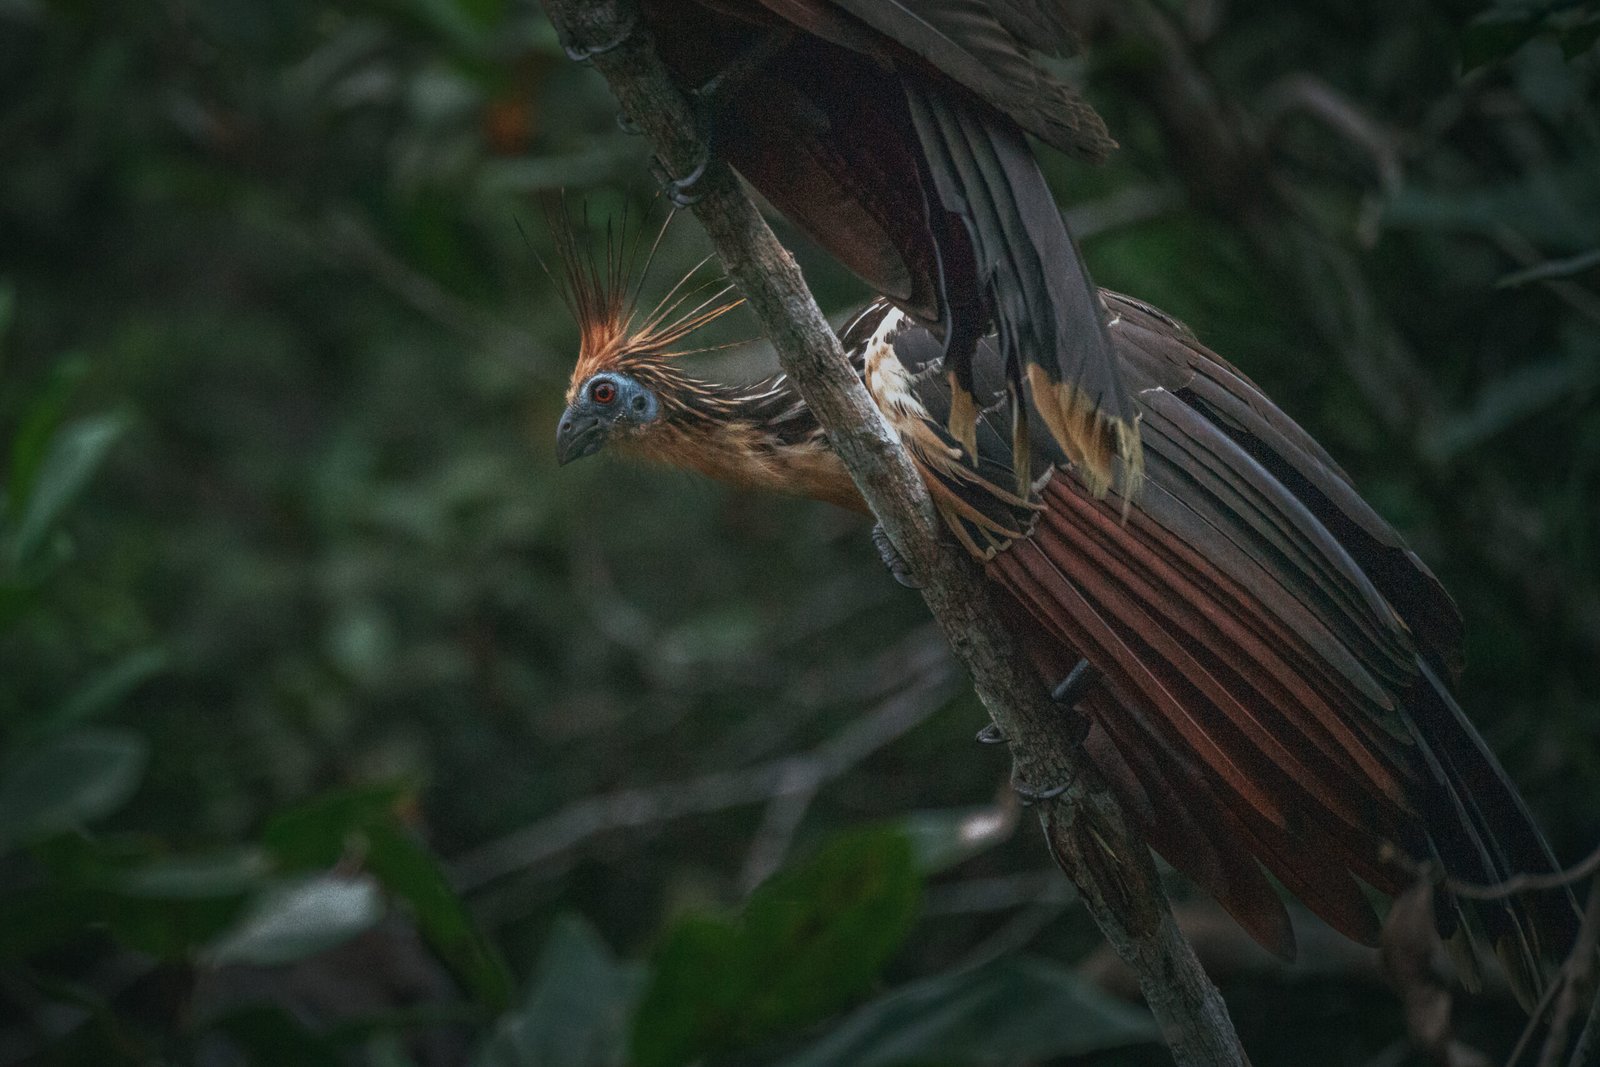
[609,367,865,513]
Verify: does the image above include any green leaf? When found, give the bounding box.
[1559,18,1600,58]
[31,647,168,738]
[631,827,921,1067]
[1,837,259,959]
[7,411,127,569]
[4,355,89,519]
[260,782,508,1001]
[102,892,250,960]
[365,821,513,1009]
[0,729,148,853]
[1424,341,1600,460]
[205,874,385,967]
[629,917,743,1067]
[261,780,412,869]
[0,884,108,959]
[1461,14,1540,71]
[1496,247,1600,287]
[775,955,1159,1067]
[475,915,644,1067]
[115,848,272,900]
[1383,164,1600,248]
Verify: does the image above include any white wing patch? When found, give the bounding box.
[857,308,1039,559]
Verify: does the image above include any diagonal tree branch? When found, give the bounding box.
[538,3,1248,1064]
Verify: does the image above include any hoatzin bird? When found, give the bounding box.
[564,0,1141,498]
[551,215,1581,1004]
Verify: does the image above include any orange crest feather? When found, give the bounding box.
[545,199,744,403]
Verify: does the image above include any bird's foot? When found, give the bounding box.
[646,28,796,207]
[1013,777,1071,807]
[646,83,716,205]
[561,15,641,64]
[1052,658,1100,711]
[871,523,922,589]
[1052,659,1098,751]
[996,660,1099,802]
[650,152,711,207]
[975,659,1099,749]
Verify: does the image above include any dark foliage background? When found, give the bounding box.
[1,0,1596,1064]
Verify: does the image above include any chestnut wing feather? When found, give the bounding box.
[888,294,1576,977]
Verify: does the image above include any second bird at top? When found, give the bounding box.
[607,0,1143,499]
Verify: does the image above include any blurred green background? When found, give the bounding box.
[1,0,1597,1064]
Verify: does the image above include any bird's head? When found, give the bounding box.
[550,205,742,466]
[556,368,663,465]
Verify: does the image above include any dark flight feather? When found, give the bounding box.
[892,294,1581,984]
[818,0,1115,160]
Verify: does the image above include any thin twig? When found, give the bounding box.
[957,901,1072,972]
[1565,985,1599,1067]
[451,663,956,891]
[1383,838,1600,901]
[322,211,543,362]
[1508,963,1570,1067]
[1492,226,1600,327]
[1451,842,1600,901]
[1536,878,1600,1067]
[924,870,1074,915]
[738,787,819,895]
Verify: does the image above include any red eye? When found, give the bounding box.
[590,380,617,405]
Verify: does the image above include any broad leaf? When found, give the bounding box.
[475,914,644,1067]
[33,647,168,738]
[115,848,272,900]
[3,355,88,524]
[8,412,127,568]
[261,780,412,869]
[0,729,148,853]
[631,827,920,1067]
[1461,14,1540,71]
[776,955,1159,1067]
[205,873,385,967]
[364,821,513,1008]
[260,782,509,1001]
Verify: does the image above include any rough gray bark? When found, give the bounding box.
[539,3,1249,1063]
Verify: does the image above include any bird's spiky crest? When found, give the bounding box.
[546,198,744,403]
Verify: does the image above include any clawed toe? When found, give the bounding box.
[871,524,923,588]
[1014,778,1070,806]
[562,18,640,64]
[975,722,1008,745]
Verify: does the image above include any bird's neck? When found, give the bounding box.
[614,367,866,512]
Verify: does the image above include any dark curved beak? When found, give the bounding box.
[555,407,605,466]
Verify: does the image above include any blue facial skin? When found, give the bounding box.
[555,372,660,465]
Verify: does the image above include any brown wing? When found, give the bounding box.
[645,3,944,320]
[884,295,1578,986]
[760,0,1115,160]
